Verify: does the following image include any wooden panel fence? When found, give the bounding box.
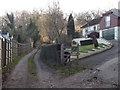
[0,38,32,68]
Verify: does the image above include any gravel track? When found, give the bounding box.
[3,49,37,88]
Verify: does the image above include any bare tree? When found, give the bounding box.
[0,2,67,44]
[14,11,31,43]
[76,10,105,26]
[45,1,66,43]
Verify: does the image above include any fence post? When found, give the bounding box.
[10,40,12,62]
[0,38,2,69]
[6,39,9,65]
[61,44,64,65]
[8,40,10,63]
[77,44,79,60]
[2,38,6,67]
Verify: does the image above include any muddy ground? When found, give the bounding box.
[2,49,117,88]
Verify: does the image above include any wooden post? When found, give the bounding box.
[0,38,2,69]
[61,44,64,65]
[77,44,79,60]
[10,40,12,62]
[2,39,6,67]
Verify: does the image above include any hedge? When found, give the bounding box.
[40,44,61,66]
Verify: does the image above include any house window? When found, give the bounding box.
[94,26,96,31]
[105,16,110,27]
[85,29,88,33]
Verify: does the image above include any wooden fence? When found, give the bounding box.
[0,38,2,69]
[0,38,32,68]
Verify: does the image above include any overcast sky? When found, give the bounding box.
[0,0,119,16]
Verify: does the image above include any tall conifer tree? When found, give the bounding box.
[67,14,75,38]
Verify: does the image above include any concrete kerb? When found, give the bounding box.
[82,46,112,59]
[71,44,113,61]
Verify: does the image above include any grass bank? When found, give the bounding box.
[65,43,105,52]
[41,43,105,77]
[41,59,86,77]
[79,44,94,52]
[79,43,105,52]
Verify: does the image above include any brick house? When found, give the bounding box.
[81,9,120,40]
[99,9,120,40]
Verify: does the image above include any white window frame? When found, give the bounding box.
[97,24,100,30]
[105,16,110,27]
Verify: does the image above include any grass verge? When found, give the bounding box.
[41,59,86,77]
[79,43,105,51]
[28,55,37,76]
[79,44,94,52]
[56,65,86,77]
[40,43,105,77]
[72,44,113,63]
[65,43,105,52]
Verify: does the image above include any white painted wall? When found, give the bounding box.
[82,29,86,37]
[72,38,92,45]
[99,30,103,38]
[114,27,118,40]
[82,24,100,37]
[72,37,112,46]
[118,27,120,40]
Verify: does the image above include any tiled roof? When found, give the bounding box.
[81,17,102,28]
[81,9,120,29]
[104,9,120,17]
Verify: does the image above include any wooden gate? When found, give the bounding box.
[61,44,79,65]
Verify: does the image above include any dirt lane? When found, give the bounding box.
[34,50,62,88]
[0,69,2,89]
[3,48,117,88]
[34,50,117,88]
[4,49,37,88]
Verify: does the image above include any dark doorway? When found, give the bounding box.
[88,31,99,38]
